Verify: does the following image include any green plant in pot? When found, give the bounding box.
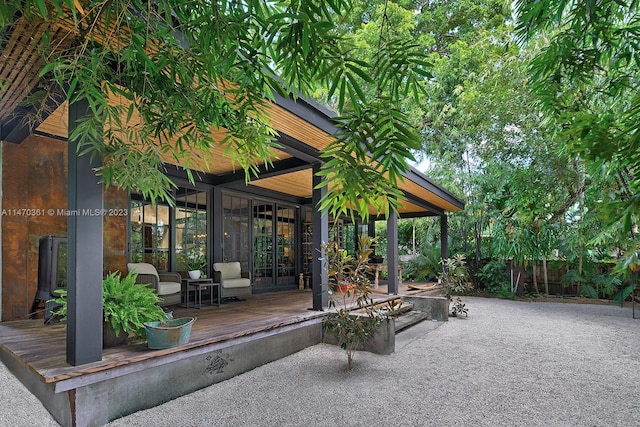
[178,249,207,279]
[51,271,168,347]
[322,235,399,370]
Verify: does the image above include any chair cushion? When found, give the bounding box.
[221,278,251,289]
[127,263,160,282]
[157,281,181,295]
[213,262,241,280]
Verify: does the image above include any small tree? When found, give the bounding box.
[323,235,399,370]
[439,254,470,317]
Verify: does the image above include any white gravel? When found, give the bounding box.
[2,297,640,427]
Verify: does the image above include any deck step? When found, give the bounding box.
[394,309,430,332]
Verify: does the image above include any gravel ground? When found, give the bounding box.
[1,297,639,427]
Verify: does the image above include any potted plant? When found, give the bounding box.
[51,271,168,347]
[178,249,207,279]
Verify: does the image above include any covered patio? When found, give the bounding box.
[1,9,463,427]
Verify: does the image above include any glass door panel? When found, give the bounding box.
[129,199,171,271]
[276,206,295,286]
[222,194,250,271]
[175,188,208,274]
[253,202,274,290]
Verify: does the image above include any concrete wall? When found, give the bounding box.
[402,295,449,321]
[323,316,396,355]
[30,318,324,426]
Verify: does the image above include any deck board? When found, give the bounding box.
[0,287,415,386]
[0,290,321,383]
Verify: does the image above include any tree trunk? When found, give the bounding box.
[578,255,583,297]
[532,262,539,294]
[542,256,549,295]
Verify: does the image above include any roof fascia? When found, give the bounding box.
[406,165,465,210]
[272,92,339,136]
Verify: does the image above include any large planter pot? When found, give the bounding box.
[188,270,202,279]
[103,322,128,348]
[335,282,354,293]
[144,317,196,349]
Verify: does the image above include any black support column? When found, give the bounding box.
[212,187,223,263]
[440,214,448,261]
[386,208,398,295]
[67,98,103,365]
[311,162,328,310]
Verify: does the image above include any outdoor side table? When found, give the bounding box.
[181,278,221,309]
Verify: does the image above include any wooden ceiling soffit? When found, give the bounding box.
[248,169,313,199]
[36,96,292,177]
[0,17,76,131]
[401,177,463,212]
[214,157,310,186]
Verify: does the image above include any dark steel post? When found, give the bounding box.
[67,98,103,365]
[440,214,448,261]
[386,208,398,294]
[311,163,328,310]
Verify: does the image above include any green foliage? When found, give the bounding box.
[52,271,168,341]
[2,0,432,220]
[177,249,207,272]
[402,249,441,282]
[439,254,470,316]
[477,260,510,296]
[323,235,398,370]
[514,0,640,278]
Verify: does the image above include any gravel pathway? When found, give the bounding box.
[1,297,639,426]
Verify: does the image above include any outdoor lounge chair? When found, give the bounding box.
[212,261,252,300]
[127,262,182,306]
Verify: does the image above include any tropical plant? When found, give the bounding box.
[177,249,207,273]
[477,260,511,297]
[0,0,432,222]
[439,254,470,317]
[514,0,640,281]
[401,248,441,283]
[52,271,168,341]
[323,235,399,370]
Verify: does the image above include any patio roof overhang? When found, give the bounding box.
[0,14,465,218]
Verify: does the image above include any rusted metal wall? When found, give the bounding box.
[2,136,67,321]
[1,136,128,321]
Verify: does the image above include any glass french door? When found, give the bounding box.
[276,206,295,287]
[253,203,274,290]
[175,187,208,274]
[129,199,171,271]
[222,194,250,271]
[252,202,296,291]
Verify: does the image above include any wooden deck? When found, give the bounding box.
[0,284,439,426]
[0,290,329,384]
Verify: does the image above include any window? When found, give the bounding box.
[222,194,250,270]
[175,188,208,272]
[129,199,171,271]
[129,185,209,273]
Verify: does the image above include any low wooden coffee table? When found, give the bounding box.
[181,278,220,309]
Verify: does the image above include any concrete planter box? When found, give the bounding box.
[323,316,395,355]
